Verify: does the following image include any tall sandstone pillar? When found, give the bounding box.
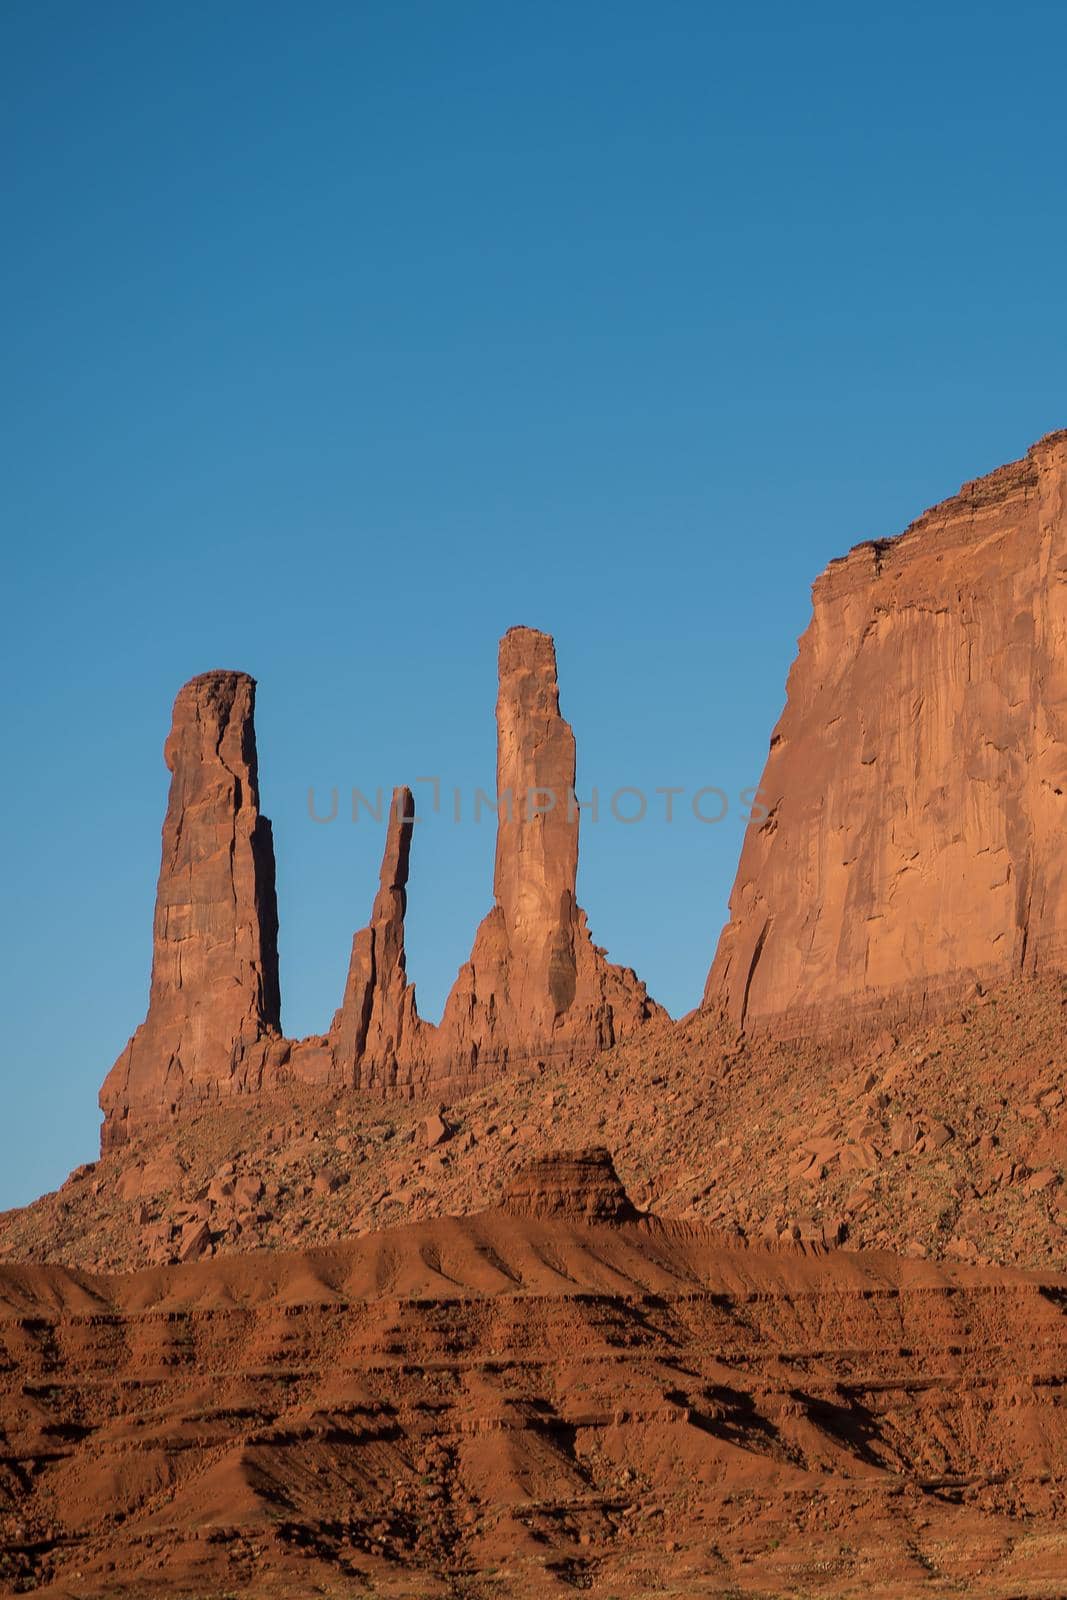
[99,671,281,1147]
[707,429,1067,1035]
[326,627,662,1094]
[435,626,661,1086]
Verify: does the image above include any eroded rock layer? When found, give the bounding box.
[20,971,1063,1279]
[99,671,281,1150]
[2,1195,1064,1598]
[501,1146,640,1221]
[707,430,1067,1035]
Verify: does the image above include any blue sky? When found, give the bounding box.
[2,1,1064,1209]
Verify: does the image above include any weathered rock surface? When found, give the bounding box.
[301,627,660,1096]
[708,430,1067,1034]
[329,786,421,1087]
[99,672,281,1149]
[2,1195,1065,1598]
[10,970,1067,1279]
[433,627,662,1087]
[100,632,660,1143]
[501,1146,639,1221]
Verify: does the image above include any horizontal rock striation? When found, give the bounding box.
[2,1205,1064,1596]
[501,1146,640,1221]
[707,429,1067,1036]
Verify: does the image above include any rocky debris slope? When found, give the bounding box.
[100,629,661,1147]
[1,1167,1065,1599]
[708,430,1067,1036]
[99,671,282,1152]
[9,973,1065,1277]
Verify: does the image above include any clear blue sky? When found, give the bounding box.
[3,1,1064,1209]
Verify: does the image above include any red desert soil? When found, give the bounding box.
[1,1153,1065,1599]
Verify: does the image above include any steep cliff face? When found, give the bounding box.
[99,672,281,1149]
[707,430,1067,1034]
[482,626,586,1037]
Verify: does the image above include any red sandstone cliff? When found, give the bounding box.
[99,671,281,1149]
[707,429,1067,1034]
[103,423,1067,1142]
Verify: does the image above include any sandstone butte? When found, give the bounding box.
[708,428,1067,1035]
[100,627,662,1149]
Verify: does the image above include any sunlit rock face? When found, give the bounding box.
[100,671,281,1149]
[707,430,1067,1036]
[101,631,661,1146]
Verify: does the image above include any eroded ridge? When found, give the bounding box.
[1,1177,1064,1597]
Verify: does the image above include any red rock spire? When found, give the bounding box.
[327,626,662,1094]
[436,626,661,1084]
[99,671,280,1147]
[331,786,421,1087]
[100,630,662,1145]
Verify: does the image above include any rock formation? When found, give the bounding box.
[324,626,661,1093]
[101,632,660,1145]
[432,627,661,1087]
[501,1146,640,1221]
[330,786,422,1088]
[99,671,281,1148]
[707,429,1067,1034]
